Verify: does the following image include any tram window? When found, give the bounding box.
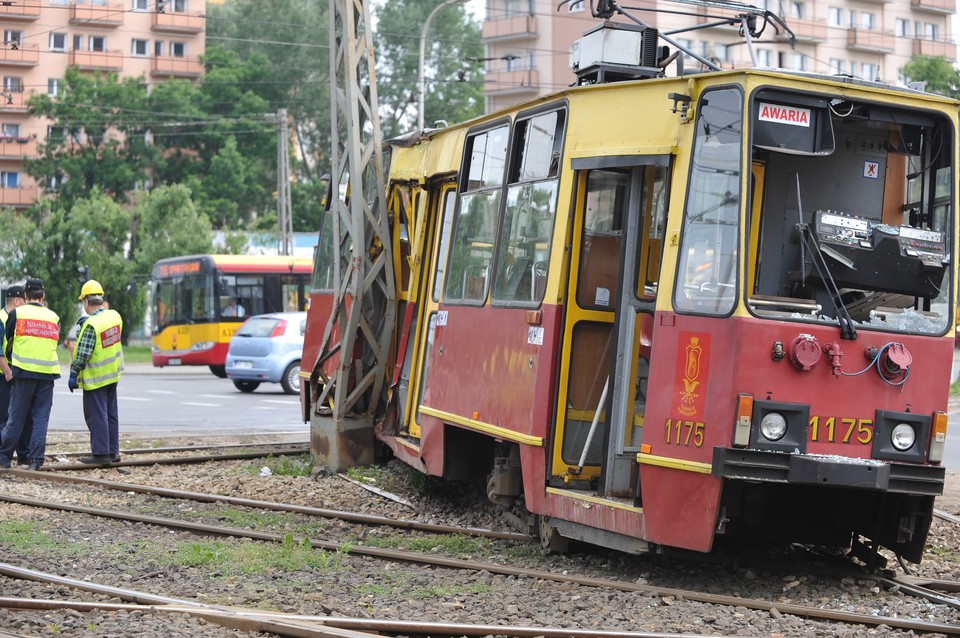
[578,170,628,310]
[493,110,565,304]
[446,123,509,303]
[674,88,743,315]
[433,190,456,302]
[313,212,335,291]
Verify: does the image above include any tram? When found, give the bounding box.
[303,9,954,562]
[151,254,311,376]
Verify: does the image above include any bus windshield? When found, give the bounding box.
[153,271,216,330]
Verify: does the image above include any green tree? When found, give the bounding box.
[132,185,214,274]
[901,56,960,98]
[69,193,141,341]
[374,0,484,138]
[25,68,156,209]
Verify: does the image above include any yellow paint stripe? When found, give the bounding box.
[636,452,713,474]
[419,406,544,447]
[545,486,643,513]
[298,371,310,379]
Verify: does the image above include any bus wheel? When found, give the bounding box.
[233,380,260,393]
[536,515,569,553]
[209,365,227,378]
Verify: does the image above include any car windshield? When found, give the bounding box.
[235,317,281,338]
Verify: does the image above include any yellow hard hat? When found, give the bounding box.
[78,279,104,300]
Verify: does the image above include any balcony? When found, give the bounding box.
[0,0,40,21]
[911,0,956,13]
[485,68,540,96]
[151,55,204,78]
[482,14,537,42]
[69,2,125,27]
[0,185,39,208]
[846,28,896,53]
[0,137,38,159]
[0,43,39,66]
[913,38,957,60]
[0,91,29,112]
[777,18,828,43]
[68,49,123,71]
[152,10,205,34]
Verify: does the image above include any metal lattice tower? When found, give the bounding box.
[310,0,395,467]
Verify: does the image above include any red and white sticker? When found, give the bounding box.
[758,102,811,127]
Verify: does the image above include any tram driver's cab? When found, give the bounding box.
[748,89,952,335]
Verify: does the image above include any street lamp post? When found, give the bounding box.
[418,0,468,131]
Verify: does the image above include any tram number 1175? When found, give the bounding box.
[665,419,705,447]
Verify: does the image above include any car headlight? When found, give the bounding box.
[891,423,916,451]
[759,412,787,442]
[190,341,215,351]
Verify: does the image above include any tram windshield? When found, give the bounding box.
[747,89,953,336]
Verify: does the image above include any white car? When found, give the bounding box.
[225,312,305,394]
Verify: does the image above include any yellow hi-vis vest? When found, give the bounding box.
[11,303,60,375]
[74,309,123,390]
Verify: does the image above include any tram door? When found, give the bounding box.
[553,160,668,497]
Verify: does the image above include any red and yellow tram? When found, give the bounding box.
[304,22,954,561]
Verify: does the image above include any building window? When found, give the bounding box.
[569,0,584,12]
[791,52,805,71]
[925,23,939,40]
[895,19,909,37]
[89,36,107,52]
[757,49,771,67]
[860,12,875,30]
[155,41,164,56]
[73,35,82,50]
[48,78,60,97]
[829,58,844,74]
[170,41,186,57]
[789,2,804,19]
[4,30,23,47]
[173,0,187,11]
[49,32,67,52]
[48,174,64,191]
[0,172,20,188]
[132,39,148,56]
[133,0,148,9]
[861,62,877,80]
[1,123,21,139]
[4,77,22,93]
[828,7,843,27]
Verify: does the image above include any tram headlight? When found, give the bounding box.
[759,412,787,442]
[891,423,916,451]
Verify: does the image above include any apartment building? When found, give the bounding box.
[481,0,956,113]
[0,0,206,209]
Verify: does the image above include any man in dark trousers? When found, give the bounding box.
[0,284,32,465]
[69,280,123,465]
[0,278,60,470]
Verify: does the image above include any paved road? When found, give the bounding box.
[47,365,308,438]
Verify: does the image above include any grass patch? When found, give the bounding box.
[248,454,313,477]
[362,532,490,555]
[410,581,495,599]
[926,544,960,562]
[0,520,59,550]
[174,534,349,574]
[950,378,960,396]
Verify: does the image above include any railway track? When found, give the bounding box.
[37,442,311,470]
[1,480,957,636]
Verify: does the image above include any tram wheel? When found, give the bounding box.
[209,365,227,378]
[536,515,569,553]
[233,380,260,393]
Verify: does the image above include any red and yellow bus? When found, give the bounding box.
[305,20,954,562]
[151,254,312,377]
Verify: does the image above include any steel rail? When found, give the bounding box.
[935,508,960,525]
[0,596,729,638]
[43,448,309,470]
[8,469,529,540]
[49,441,310,459]
[1,493,958,635]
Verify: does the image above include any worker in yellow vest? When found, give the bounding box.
[0,284,32,465]
[0,278,60,470]
[69,280,123,466]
